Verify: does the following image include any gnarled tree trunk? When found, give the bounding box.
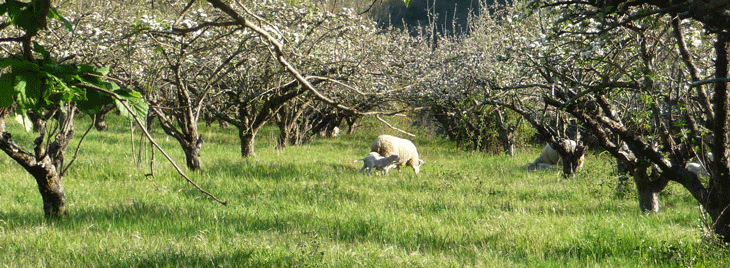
[633,164,670,213]
[93,105,115,131]
[0,103,76,219]
[495,106,521,157]
[1,132,67,218]
[240,130,256,157]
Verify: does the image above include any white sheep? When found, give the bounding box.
[687,162,708,177]
[354,152,400,175]
[370,135,424,174]
[687,152,714,177]
[527,140,582,172]
[528,162,560,172]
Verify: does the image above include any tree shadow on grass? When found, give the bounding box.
[205,161,304,180]
[102,246,326,267]
[3,198,499,265]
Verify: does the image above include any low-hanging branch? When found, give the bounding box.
[74,82,228,206]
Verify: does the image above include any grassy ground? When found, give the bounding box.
[1,114,728,267]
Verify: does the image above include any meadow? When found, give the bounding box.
[1,114,728,267]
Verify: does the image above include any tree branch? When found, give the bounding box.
[74,83,228,206]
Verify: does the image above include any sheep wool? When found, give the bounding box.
[528,140,582,172]
[355,152,400,175]
[370,135,424,174]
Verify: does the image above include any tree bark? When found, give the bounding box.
[345,116,359,135]
[1,132,67,218]
[632,164,670,212]
[183,136,204,171]
[0,106,9,132]
[708,31,730,242]
[240,130,256,157]
[495,106,519,157]
[93,105,115,131]
[150,106,203,171]
[0,103,76,219]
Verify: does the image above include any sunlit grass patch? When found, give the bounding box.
[1,114,728,267]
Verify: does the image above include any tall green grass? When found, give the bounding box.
[0,114,727,267]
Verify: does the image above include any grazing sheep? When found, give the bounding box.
[370,135,424,174]
[355,152,400,175]
[527,140,583,172]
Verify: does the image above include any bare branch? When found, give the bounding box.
[691,78,730,88]
[376,115,415,137]
[204,0,366,116]
[60,115,95,176]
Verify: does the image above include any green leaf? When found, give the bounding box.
[78,64,96,73]
[11,60,40,73]
[14,5,40,32]
[47,7,73,33]
[0,1,27,20]
[77,88,114,114]
[96,67,110,76]
[33,41,52,63]
[14,73,42,109]
[114,88,148,120]
[0,74,15,107]
[0,58,22,69]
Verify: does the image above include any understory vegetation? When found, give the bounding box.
[1,114,727,267]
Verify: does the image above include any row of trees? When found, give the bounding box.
[1,0,417,217]
[402,0,730,242]
[3,0,730,243]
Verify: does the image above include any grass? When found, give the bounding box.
[1,114,728,267]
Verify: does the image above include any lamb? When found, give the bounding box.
[370,135,425,174]
[355,152,401,175]
[527,140,583,172]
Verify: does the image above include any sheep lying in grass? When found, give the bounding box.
[371,135,425,174]
[527,140,583,172]
[355,152,400,175]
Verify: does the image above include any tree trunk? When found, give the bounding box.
[495,106,518,157]
[93,105,115,131]
[709,31,730,242]
[94,113,107,131]
[150,106,203,171]
[31,157,67,218]
[240,131,256,157]
[0,106,9,132]
[1,135,67,220]
[0,103,76,219]
[345,116,359,135]
[633,164,669,213]
[183,136,204,172]
[549,139,587,176]
[26,110,46,132]
[276,123,291,149]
